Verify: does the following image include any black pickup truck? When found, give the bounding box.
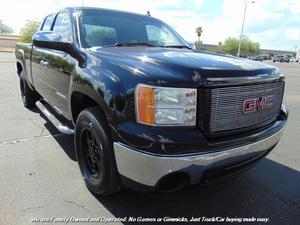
[15,7,288,195]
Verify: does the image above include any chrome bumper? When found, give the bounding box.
[113,126,285,187]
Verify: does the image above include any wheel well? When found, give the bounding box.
[71,92,100,122]
[16,62,22,76]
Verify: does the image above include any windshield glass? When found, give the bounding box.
[79,9,188,48]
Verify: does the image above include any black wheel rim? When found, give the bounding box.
[80,127,104,183]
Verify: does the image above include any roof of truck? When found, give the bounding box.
[64,6,150,18]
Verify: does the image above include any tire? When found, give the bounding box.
[75,107,121,196]
[19,71,38,108]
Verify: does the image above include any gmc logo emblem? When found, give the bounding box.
[242,95,273,113]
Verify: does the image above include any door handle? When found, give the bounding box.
[40,59,49,68]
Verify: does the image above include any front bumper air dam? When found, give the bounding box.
[113,124,286,188]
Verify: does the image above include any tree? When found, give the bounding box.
[195,26,203,42]
[220,36,260,56]
[19,20,40,43]
[0,20,13,34]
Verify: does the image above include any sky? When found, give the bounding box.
[1,0,299,51]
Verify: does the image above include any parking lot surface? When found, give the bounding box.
[0,52,299,225]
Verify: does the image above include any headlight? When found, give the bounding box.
[135,84,197,126]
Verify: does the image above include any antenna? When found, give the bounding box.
[81,0,85,48]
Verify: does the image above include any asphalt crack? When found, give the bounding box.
[0,133,64,146]
[64,201,92,213]
[24,203,50,212]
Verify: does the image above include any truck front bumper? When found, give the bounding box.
[113,122,286,190]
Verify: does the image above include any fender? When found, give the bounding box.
[68,59,129,125]
[69,76,111,123]
[15,45,35,90]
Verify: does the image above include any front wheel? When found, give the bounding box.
[75,107,121,196]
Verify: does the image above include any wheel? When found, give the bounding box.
[19,71,38,108]
[75,107,121,196]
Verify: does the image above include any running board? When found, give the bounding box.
[36,101,74,135]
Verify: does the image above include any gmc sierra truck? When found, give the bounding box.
[15,7,288,195]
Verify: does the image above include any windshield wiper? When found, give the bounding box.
[102,43,192,49]
[163,45,192,50]
[112,42,157,47]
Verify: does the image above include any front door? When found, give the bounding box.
[31,14,56,102]
[37,11,75,119]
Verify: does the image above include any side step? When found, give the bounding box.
[36,101,74,135]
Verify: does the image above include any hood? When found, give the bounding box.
[87,47,283,87]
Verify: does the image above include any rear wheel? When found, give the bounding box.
[75,107,121,196]
[19,71,38,108]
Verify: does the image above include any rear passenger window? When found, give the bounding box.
[42,14,55,31]
[53,12,73,42]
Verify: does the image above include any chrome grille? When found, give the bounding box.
[210,82,284,132]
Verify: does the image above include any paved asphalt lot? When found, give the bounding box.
[0,52,299,225]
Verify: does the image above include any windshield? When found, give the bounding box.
[79,9,188,48]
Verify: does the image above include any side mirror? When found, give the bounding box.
[32,31,72,52]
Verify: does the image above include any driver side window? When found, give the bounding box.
[53,12,73,42]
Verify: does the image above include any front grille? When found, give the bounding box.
[209,82,284,133]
